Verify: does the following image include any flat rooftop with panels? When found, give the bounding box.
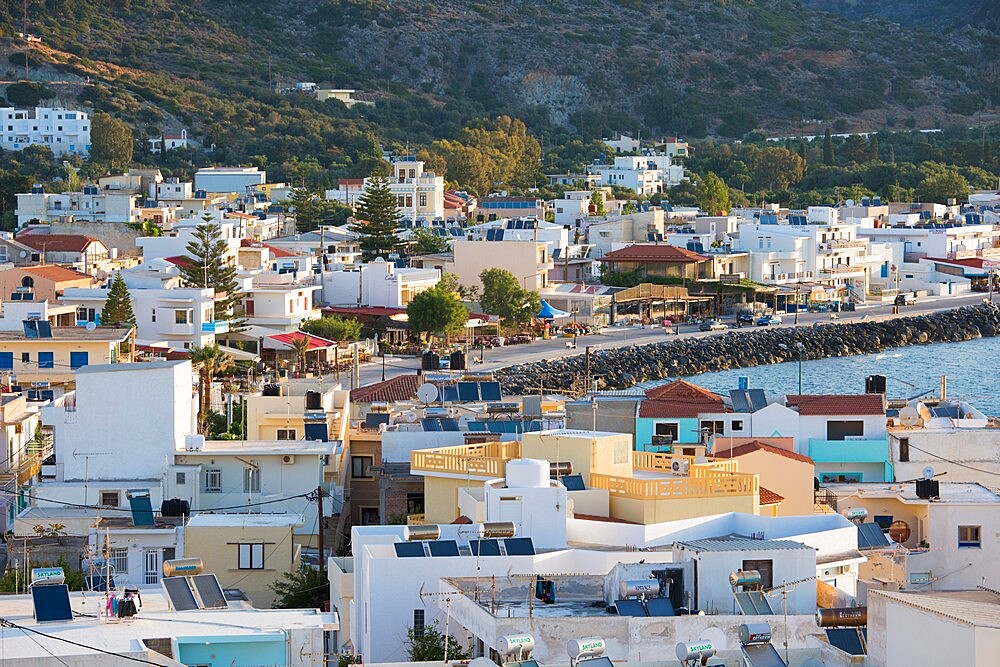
[446,574,613,618]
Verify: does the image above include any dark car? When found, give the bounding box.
[736,311,755,327]
[756,314,783,326]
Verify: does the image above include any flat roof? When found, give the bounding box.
[186,512,304,528]
[675,536,814,553]
[826,481,1000,504]
[180,440,331,455]
[0,589,336,661]
[75,359,185,374]
[872,590,1000,629]
[0,327,132,342]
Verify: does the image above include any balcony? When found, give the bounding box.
[201,320,230,334]
[410,442,522,479]
[760,271,814,284]
[819,240,868,252]
[591,453,757,501]
[818,265,865,276]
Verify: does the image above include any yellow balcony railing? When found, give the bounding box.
[632,451,740,474]
[590,468,758,500]
[407,514,426,525]
[410,442,522,478]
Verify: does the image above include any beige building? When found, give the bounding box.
[413,238,553,292]
[713,439,815,516]
[183,513,304,608]
[0,264,97,302]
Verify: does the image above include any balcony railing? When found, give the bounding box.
[818,265,864,275]
[632,451,740,474]
[590,467,758,500]
[762,271,813,283]
[410,442,522,478]
[820,240,868,252]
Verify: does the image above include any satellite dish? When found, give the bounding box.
[18,250,27,258]
[416,383,439,404]
[922,466,935,481]
[899,406,920,427]
[845,199,855,206]
[85,321,97,331]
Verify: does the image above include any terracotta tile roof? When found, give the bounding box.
[925,256,988,269]
[164,255,195,269]
[22,265,95,282]
[759,486,784,505]
[350,374,421,403]
[600,243,708,263]
[785,394,885,416]
[640,380,726,417]
[263,243,297,258]
[714,440,814,464]
[645,379,721,401]
[17,234,102,253]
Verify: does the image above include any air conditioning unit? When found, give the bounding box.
[281,455,295,465]
[671,459,690,476]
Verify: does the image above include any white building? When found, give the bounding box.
[15,184,140,225]
[136,215,244,263]
[240,272,322,331]
[0,106,90,155]
[321,260,440,308]
[591,154,686,196]
[148,128,190,153]
[325,158,444,222]
[194,166,267,194]
[553,190,594,227]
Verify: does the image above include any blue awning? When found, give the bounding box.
[537,300,571,319]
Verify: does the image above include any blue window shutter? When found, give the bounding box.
[0,352,12,370]
[70,351,89,369]
[38,352,54,369]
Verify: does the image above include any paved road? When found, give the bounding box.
[317,292,997,389]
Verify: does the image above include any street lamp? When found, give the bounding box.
[778,341,805,394]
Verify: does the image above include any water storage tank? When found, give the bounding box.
[505,459,548,488]
[480,522,516,538]
[620,579,661,599]
[675,640,716,662]
[31,567,65,586]
[162,558,204,577]
[739,622,773,646]
[729,570,762,587]
[499,634,535,657]
[566,637,606,660]
[405,524,441,541]
[816,607,868,627]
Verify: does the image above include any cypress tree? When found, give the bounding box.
[350,173,402,261]
[180,217,244,330]
[823,129,834,166]
[101,272,135,327]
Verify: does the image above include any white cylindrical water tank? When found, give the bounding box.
[505,458,549,488]
[676,640,716,662]
[620,579,661,598]
[498,635,535,656]
[566,637,605,660]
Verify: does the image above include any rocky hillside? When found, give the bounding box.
[0,0,996,148]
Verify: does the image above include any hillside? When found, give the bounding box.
[0,0,996,157]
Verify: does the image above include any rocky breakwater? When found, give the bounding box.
[496,303,1000,394]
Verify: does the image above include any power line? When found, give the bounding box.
[0,488,313,514]
[905,442,1000,479]
[0,619,165,665]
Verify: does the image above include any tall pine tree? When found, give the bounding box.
[101,272,135,327]
[180,217,244,330]
[823,129,834,166]
[350,173,402,261]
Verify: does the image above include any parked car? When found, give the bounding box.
[894,294,916,306]
[699,318,729,331]
[735,311,755,327]
[756,314,783,326]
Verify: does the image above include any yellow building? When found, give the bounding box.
[183,513,304,609]
[0,326,134,385]
[411,429,760,525]
[713,439,816,516]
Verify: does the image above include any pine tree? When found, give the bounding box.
[180,217,244,330]
[823,129,834,166]
[100,272,135,327]
[350,173,402,261]
[870,134,879,161]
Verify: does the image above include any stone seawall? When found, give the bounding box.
[496,303,1000,394]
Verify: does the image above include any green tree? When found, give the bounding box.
[351,174,402,261]
[300,315,362,342]
[100,272,135,327]
[916,163,970,203]
[823,129,834,166]
[697,172,731,214]
[180,218,243,325]
[406,285,469,342]
[288,187,320,232]
[406,621,470,661]
[410,227,450,255]
[269,566,330,610]
[746,147,806,192]
[479,268,541,327]
[589,189,605,216]
[90,112,134,169]
[190,344,233,434]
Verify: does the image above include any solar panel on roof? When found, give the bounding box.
[440,418,460,431]
[394,542,426,558]
[127,490,155,526]
[469,539,501,556]
[826,628,866,655]
[857,523,890,549]
[615,599,647,616]
[441,386,460,402]
[748,389,768,411]
[578,657,612,667]
[735,591,775,615]
[428,540,461,557]
[162,576,199,611]
[457,382,480,401]
[644,597,676,617]
[741,643,786,667]
[421,418,443,432]
[366,413,390,429]
[479,382,502,401]
[503,537,535,555]
[192,574,229,609]
[32,584,73,622]
[730,390,751,413]
[467,421,487,432]
[559,473,586,491]
[514,661,540,667]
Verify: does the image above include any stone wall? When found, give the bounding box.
[497,304,1000,394]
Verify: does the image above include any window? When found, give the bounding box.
[958,525,981,548]
[175,472,186,485]
[351,456,373,478]
[204,467,222,492]
[898,437,910,462]
[174,309,190,324]
[405,195,413,208]
[700,420,725,436]
[826,420,865,441]
[654,422,679,441]
[276,429,296,440]
[37,352,54,369]
[0,352,12,371]
[243,464,260,493]
[360,507,380,525]
[413,609,425,638]
[742,559,773,589]
[21,353,29,363]
[151,309,156,322]
[419,193,427,208]
[100,490,120,507]
[731,420,745,431]
[238,543,264,569]
[820,472,862,483]
[70,351,89,369]
[407,493,425,515]
[109,547,128,574]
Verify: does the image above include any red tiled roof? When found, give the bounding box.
[16,234,102,253]
[640,380,726,417]
[22,265,95,282]
[263,243,297,258]
[785,394,885,416]
[925,256,988,269]
[350,374,422,403]
[164,255,195,269]
[714,440,814,464]
[600,244,708,263]
[645,379,722,402]
[759,487,784,505]
[266,331,335,351]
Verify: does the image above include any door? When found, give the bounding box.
[144,548,161,585]
[498,497,522,525]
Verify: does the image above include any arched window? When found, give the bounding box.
[20,276,33,288]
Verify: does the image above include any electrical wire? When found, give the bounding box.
[11,623,72,667]
[905,442,1000,478]
[0,488,313,514]
[0,619,165,665]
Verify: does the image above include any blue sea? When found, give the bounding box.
[638,336,1000,416]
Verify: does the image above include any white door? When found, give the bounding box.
[144,548,161,585]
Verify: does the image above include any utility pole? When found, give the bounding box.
[316,485,325,574]
[585,345,591,392]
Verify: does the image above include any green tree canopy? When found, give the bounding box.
[180,218,243,326]
[351,173,402,261]
[406,283,469,341]
[406,621,470,662]
[697,172,731,214]
[89,112,134,169]
[300,315,362,342]
[823,129,834,166]
[916,162,970,203]
[269,566,330,610]
[101,272,135,327]
[189,344,233,434]
[479,268,541,326]
[590,189,606,216]
[409,227,450,255]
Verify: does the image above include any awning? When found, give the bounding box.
[537,300,572,319]
[218,344,261,362]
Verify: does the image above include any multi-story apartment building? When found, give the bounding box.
[0,106,90,155]
[15,184,140,225]
[325,157,445,222]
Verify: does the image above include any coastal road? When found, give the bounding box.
[335,291,996,388]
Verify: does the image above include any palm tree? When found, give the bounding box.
[290,336,311,376]
[190,344,234,434]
